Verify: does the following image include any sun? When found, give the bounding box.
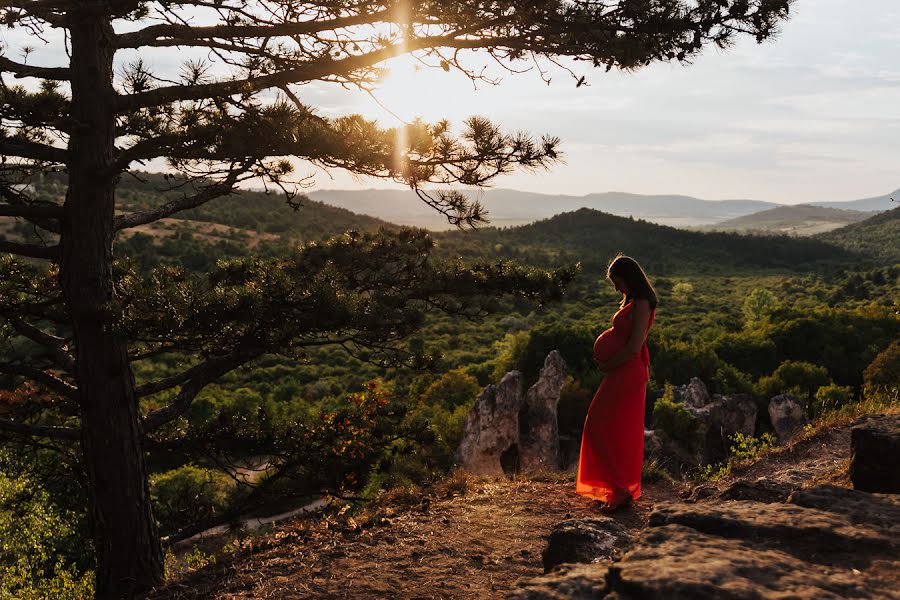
[370,55,476,124]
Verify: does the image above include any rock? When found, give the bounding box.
[509,563,608,599]
[455,352,569,476]
[541,517,630,572]
[718,477,799,503]
[453,371,524,476]
[606,524,880,599]
[789,484,900,536]
[519,351,567,473]
[850,413,900,493]
[678,377,710,409]
[648,500,895,556]
[688,393,757,464]
[642,429,662,461]
[768,394,807,443]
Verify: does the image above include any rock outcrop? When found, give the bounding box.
[850,413,900,493]
[515,484,899,599]
[541,518,630,573]
[768,393,807,443]
[455,351,567,476]
[519,351,568,473]
[454,371,524,476]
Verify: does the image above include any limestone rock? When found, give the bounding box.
[520,351,567,473]
[850,413,900,493]
[648,500,895,555]
[607,524,879,599]
[541,517,630,572]
[453,371,524,476]
[455,352,568,476]
[788,484,900,536]
[677,377,711,409]
[768,394,807,443]
[718,477,799,503]
[510,563,607,599]
[688,393,757,463]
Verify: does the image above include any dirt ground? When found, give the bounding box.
[152,420,861,600]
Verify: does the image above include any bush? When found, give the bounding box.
[652,384,701,453]
[863,340,900,393]
[150,465,234,536]
[0,472,94,599]
[756,360,831,406]
[811,384,854,417]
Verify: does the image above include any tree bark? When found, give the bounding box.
[60,13,164,598]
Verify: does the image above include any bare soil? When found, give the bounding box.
[152,419,863,600]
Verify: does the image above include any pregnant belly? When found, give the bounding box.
[593,329,624,363]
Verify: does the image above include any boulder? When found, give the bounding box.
[541,517,630,572]
[850,413,900,493]
[688,393,757,463]
[768,394,807,443]
[455,352,568,476]
[519,351,567,473]
[677,377,711,409]
[453,371,524,476]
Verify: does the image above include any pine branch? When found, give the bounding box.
[113,174,241,230]
[0,203,64,219]
[0,240,58,260]
[9,318,74,371]
[0,139,67,163]
[0,56,69,80]
[140,350,260,432]
[115,9,392,48]
[0,417,79,440]
[115,34,488,112]
[0,362,77,399]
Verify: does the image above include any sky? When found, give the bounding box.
[3,0,898,204]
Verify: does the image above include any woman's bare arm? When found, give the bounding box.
[596,300,651,372]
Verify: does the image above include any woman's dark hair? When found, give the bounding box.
[607,254,658,310]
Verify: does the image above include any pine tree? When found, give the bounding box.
[0,1,791,595]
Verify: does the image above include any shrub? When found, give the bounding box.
[652,384,701,453]
[863,340,900,393]
[150,465,234,536]
[811,384,854,417]
[756,360,831,411]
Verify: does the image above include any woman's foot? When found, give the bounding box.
[599,489,632,513]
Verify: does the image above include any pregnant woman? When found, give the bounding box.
[576,255,657,511]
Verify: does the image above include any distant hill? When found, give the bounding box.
[21,171,392,241]
[816,205,900,263]
[433,208,855,275]
[810,189,899,212]
[308,189,777,230]
[702,204,873,236]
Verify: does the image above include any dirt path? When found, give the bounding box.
[153,476,682,599]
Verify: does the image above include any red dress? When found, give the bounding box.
[576,300,655,503]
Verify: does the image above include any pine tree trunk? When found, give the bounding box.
[60,14,164,598]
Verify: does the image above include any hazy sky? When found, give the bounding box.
[303,0,900,203]
[4,1,898,204]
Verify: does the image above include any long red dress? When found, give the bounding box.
[576,300,655,503]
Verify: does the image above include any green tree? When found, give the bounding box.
[742,288,779,328]
[0,1,791,594]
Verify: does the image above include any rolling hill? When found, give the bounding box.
[701,204,873,236]
[810,188,899,212]
[433,208,858,276]
[308,189,777,230]
[816,205,900,263]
